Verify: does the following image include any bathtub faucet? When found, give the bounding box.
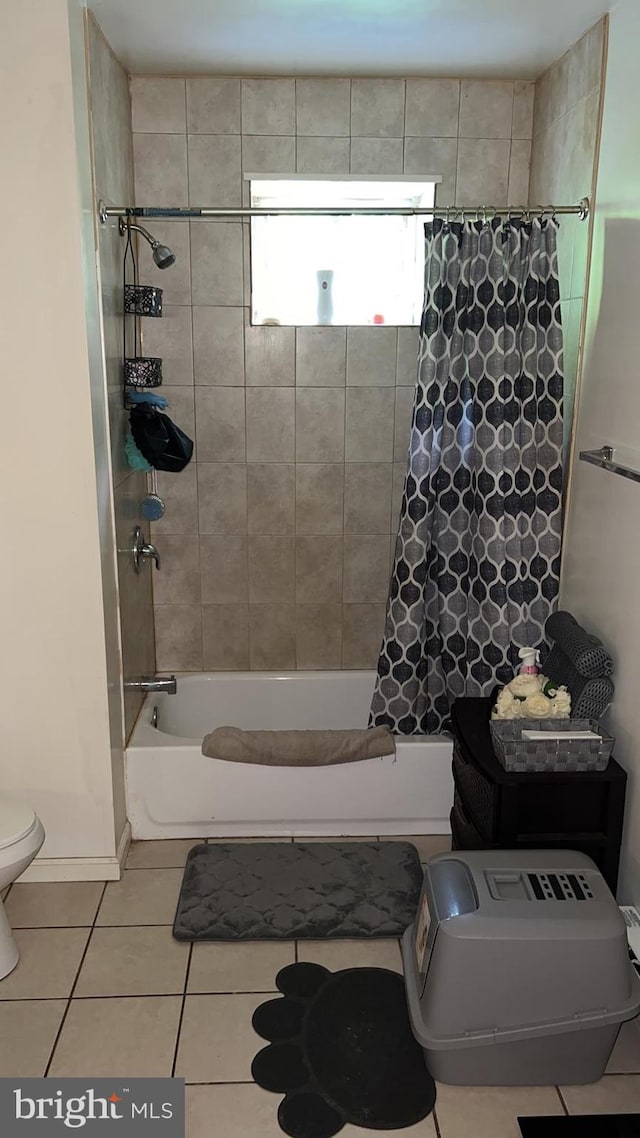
[124,675,177,695]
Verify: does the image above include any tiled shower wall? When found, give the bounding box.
[529,18,606,457]
[130,75,534,672]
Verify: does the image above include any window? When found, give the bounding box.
[249,176,438,327]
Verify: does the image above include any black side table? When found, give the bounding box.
[450,697,627,894]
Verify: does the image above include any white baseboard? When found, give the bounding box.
[18,823,132,883]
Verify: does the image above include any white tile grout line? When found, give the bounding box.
[43,880,108,1077]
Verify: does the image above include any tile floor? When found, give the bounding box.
[1,835,639,1137]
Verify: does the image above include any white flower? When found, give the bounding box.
[508,674,544,698]
[522,692,555,718]
[492,689,522,719]
[550,687,571,717]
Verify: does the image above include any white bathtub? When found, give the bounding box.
[125,671,454,840]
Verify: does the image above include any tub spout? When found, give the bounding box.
[124,675,177,695]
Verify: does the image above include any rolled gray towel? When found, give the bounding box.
[202,725,396,766]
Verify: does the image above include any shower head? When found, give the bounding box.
[120,218,176,270]
[152,242,176,270]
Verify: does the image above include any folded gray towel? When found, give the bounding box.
[201,726,396,766]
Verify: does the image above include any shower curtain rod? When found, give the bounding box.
[99,197,590,222]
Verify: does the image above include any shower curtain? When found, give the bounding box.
[370,216,564,734]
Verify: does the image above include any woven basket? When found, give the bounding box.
[490,718,614,773]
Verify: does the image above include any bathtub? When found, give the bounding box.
[125,671,454,840]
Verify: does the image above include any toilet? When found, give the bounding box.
[0,795,45,979]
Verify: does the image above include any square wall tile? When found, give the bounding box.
[249,605,296,669]
[351,79,405,137]
[131,77,186,134]
[195,387,245,462]
[175,993,264,1082]
[343,535,391,602]
[154,604,202,670]
[186,77,241,134]
[297,137,350,176]
[345,388,395,462]
[396,327,419,386]
[248,536,295,602]
[193,305,245,386]
[201,535,248,603]
[151,465,198,536]
[248,464,295,534]
[512,81,535,138]
[455,138,511,206]
[203,604,250,669]
[75,926,189,997]
[394,385,415,461]
[296,78,351,136]
[459,79,514,139]
[242,79,295,135]
[567,19,605,108]
[198,463,247,534]
[342,604,386,668]
[245,323,295,386]
[141,305,193,386]
[0,928,89,999]
[49,996,182,1078]
[296,327,346,387]
[5,882,103,928]
[391,462,406,534]
[405,79,460,137]
[296,389,345,463]
[97,869,184,926]
[0,1001,66,1077]
[242,135,296,175]
[404,137,457,204]
[142,221,191,306]
[188,134,242,206]
[508,139,532,204]
[152,535,200,605]
[296,604,342,669]
[246,388,295,462]
[188,940,295,993]
[347,327,396,386]
[296,464,344,535]
[350,138,403,176]
[344,464,392,534]
[190,222,244,306]
[133,133,188,206]
[295,535,343,602]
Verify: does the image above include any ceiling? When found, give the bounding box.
[90,0,610,78]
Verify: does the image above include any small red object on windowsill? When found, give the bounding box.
[373,314,385,324]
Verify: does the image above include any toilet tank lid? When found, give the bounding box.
[0,796,37,849]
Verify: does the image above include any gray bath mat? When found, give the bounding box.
[172,842,423,941]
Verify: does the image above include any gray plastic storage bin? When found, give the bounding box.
[402,850,640,1085]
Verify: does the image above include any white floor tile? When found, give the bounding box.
[0,1000,66,1076]
[607,1018,640,1074]
[186,1083,283,1138]
[48,996,182,1077]
[126,839,204,869]
[5,882,104,928]
[188,940,294,993]
[0,928,89,999]
[96,869,183,926]
[298,938,402,972]
[434,1083,563,1138]
[75,926,189,996]
[175,993,264,1082]
[561,1073,640,1114]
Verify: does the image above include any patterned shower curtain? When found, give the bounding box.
[370,216,564,734]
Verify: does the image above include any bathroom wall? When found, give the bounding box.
[0,0,123,875]
[130,75,534,671]
[561,0,640,902]
[528,19,606,457]
[86,14,156,739]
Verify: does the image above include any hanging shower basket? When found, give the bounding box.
[124,284,163,318]
[124,357,163,387]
